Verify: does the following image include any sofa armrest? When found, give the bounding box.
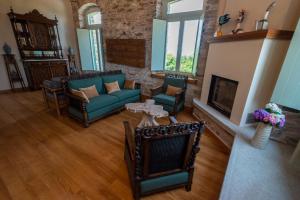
[123,121,135,160]
[150,86,163,97]
[66,92,88,111]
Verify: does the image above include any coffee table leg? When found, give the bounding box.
[138,114,159,128]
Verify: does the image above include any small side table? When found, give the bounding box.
[126,102,169,128]
[41,82,68,117]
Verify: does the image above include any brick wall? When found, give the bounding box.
[69,0,219,106]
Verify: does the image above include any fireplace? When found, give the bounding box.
[208,75,238,117]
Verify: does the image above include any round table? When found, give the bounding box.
[125,102,169,128]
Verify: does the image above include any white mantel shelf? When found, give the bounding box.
[193,99,300,199]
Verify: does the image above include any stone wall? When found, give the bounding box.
[69,0,219,106]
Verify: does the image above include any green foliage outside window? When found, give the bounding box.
[165,54,194,73]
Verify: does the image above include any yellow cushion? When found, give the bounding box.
[124,80,135,90]
[166,85,182,96]
[70,89,90,103]
[105,81,121,94]
[79,85,99,99]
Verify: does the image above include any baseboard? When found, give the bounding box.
[0,88,29,94]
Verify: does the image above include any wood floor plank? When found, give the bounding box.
[0,91,230,200]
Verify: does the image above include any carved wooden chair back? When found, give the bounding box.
[134,122,204,179]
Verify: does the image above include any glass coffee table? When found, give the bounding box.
[125,101,169,128]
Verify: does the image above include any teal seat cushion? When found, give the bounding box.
[87,103,121,121]
[140,172,189,194]
[102,74,126,89]
[162,102,184,113]
[109,89,141,101]
[153,94,176,106]
[68,77,104,94]
[86,95,119,112]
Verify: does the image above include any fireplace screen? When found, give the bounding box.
[208,75,238,117]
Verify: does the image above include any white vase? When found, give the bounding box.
[251,123,273,149]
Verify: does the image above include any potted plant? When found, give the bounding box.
[251,103,286,149]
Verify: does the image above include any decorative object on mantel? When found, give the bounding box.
[3,43,12,55]
[232,9,246,35]
[251,103,286,149]
[2,54,26,91]
[256,1,276,31]
[214,14,231,37]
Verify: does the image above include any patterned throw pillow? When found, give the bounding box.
[124,80,136,90]
[166,85,182,96]
[105,81,121,94]
[79,85,99,99]
[70,89,90,103]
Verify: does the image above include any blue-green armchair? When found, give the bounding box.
[151,74,188,115]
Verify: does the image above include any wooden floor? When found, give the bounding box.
[0,91,230,200]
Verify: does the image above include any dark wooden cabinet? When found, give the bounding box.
[23,59,69,90]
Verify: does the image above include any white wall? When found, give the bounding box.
[201,39,264,126]
[0,0,77,91]
[218,0,300,34]
[201,38,290,126]
[241,39,290,125]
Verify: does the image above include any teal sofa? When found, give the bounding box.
[67,71,141,127]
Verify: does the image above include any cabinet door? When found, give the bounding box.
[30,62,51,90]
[50,61,68,77]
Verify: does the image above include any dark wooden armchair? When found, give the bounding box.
[151,74,188,115]
[123,117,205,200]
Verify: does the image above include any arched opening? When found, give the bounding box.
[77,3,104,71]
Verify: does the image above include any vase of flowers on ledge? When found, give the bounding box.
[251,103,286,149]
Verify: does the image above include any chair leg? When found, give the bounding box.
[185,168,194,192]
[185,184,192,192]
[134,191,140,200]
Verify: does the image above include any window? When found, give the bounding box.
[168,0,203,14]
[87,12,101,25]
[86,11,103,71]
[151,0,204,75]
[77,8,104,71]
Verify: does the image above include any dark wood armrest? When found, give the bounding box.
[123,121,135,160]
[169,116,178,124]
[41,85,64,93]
[174,90,185,103]
[150,85,163,97]
[135,82,141,89]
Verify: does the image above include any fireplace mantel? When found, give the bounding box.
[209,29,294,43]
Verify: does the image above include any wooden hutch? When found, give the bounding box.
[8,9,69,90]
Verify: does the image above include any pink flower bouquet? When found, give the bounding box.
[253,103,285,128]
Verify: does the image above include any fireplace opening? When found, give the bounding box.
[208,75,238,117]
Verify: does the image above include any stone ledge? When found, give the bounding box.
[193,98,237,149]
[151,72,198,85]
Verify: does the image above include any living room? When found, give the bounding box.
[0,0,299,199]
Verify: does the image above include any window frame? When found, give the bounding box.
[162,0,204,75]
[84,8,104,71]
